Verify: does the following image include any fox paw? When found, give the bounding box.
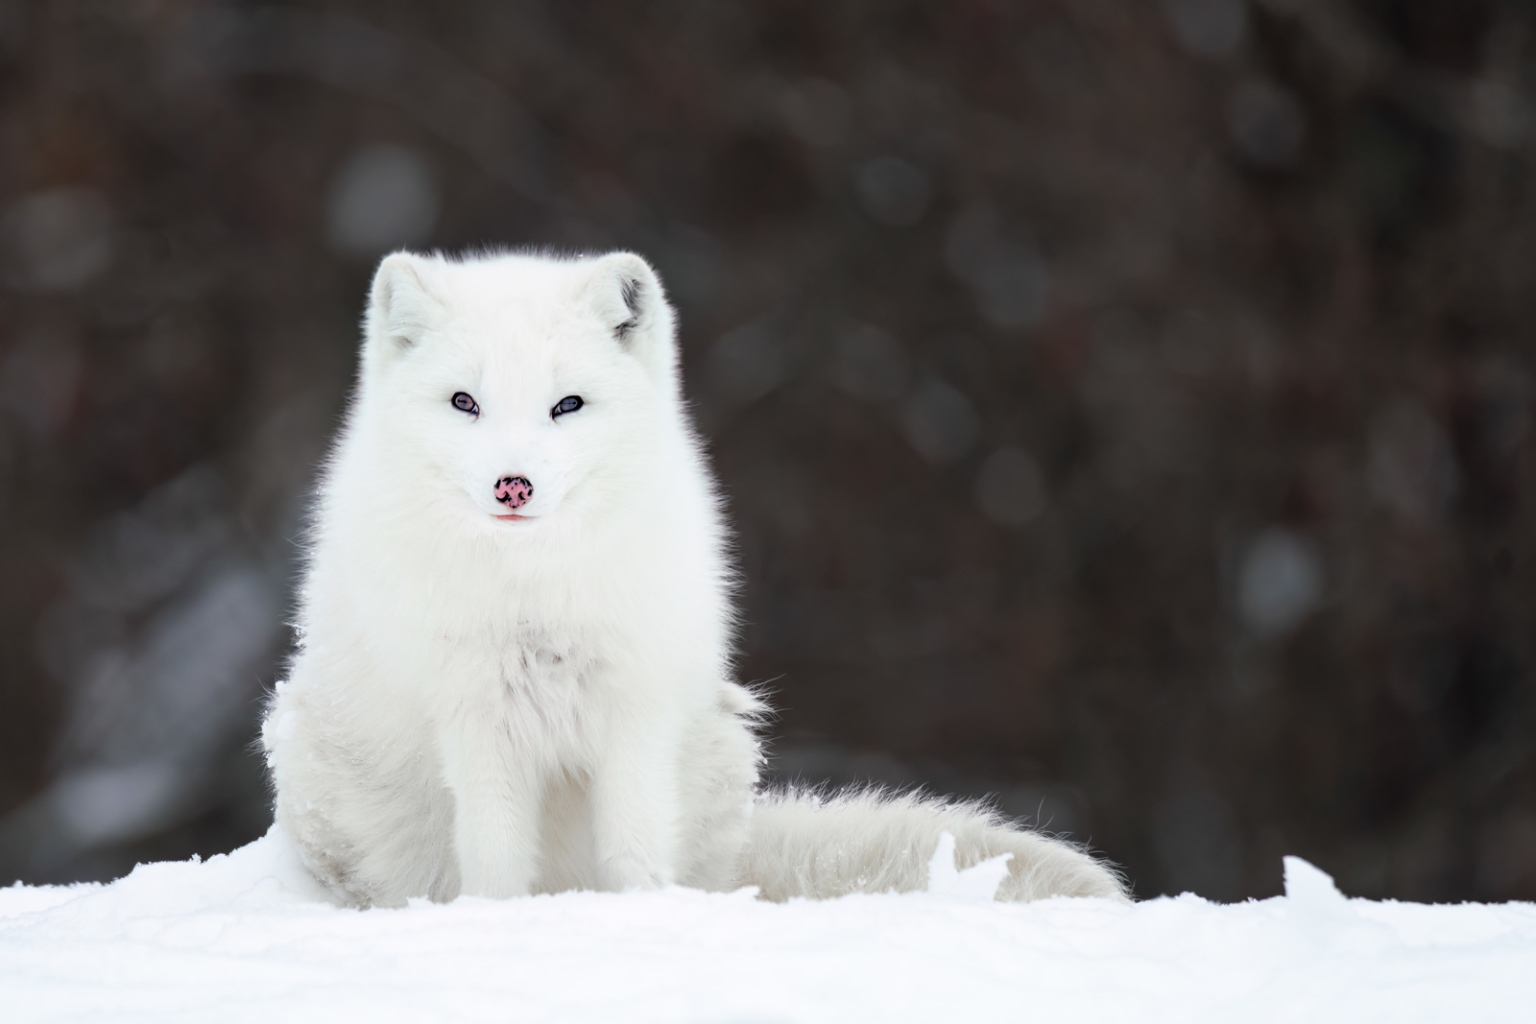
[601,852,672,892]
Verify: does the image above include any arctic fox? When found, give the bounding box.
[260,249,1127,907]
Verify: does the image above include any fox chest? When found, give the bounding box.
[439,626,608,760]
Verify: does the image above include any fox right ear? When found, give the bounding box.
[578,251,678,382]
[364,252,439,363]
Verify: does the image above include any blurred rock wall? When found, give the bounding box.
[1,0,1533,901]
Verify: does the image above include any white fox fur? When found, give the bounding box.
[260,248,1127,907]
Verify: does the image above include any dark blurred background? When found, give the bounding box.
[2,0,1533,903]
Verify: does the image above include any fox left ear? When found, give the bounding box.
[580,252,676,376]
[363,251,442,374]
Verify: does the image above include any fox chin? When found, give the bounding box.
[260,247,1129,907]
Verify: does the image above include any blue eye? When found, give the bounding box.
[451,392,479,415]
[551,395,584,418]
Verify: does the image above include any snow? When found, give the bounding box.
[3,827,1534,1023]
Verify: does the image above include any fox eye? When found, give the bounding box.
[451,392,479,415]
[551,395,584,418]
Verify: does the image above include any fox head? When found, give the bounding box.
[351,250,684,535]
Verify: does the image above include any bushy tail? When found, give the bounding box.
[742,788,1129,903]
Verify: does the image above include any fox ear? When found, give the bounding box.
[580,252,676,376]
[364,251,439,364]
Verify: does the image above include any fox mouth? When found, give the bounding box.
[494,513,532,521]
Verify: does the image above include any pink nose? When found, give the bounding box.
[495,475,533,509]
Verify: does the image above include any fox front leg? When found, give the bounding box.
[588,709,684,891]
[437,714,543,899]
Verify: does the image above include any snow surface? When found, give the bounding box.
[3,826,1534,1023]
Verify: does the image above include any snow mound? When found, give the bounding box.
[3,826,1533,1023]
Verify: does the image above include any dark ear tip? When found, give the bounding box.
[620,276,643,316]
